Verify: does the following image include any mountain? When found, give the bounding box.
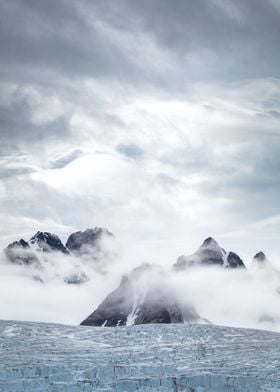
[4,231,69,267]
[252,251,269,267]
[251,251,280,291]
[254,251,267,262]
[66,227,113,255]
[251,251,280,275]
[81,263,201,326]
[4,228,114,284]
[173,237,245,270]
[29,231,69,254]
[4,239,39,266]
[1,320,280,391]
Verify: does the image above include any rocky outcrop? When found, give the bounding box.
[174,237,245,270]
[251,251,280,275]
[66,228,113,255]
[251,252,277,273]
[253,251,267,264]
[225,251,244,268]
[29,231,69,254]
[81,263,201,327]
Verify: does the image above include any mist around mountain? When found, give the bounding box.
[3,228,116,284]
[1,228,280,332]
[174,236,245,270]
[81,263,204,327]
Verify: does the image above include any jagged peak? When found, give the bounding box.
[173,237,245,270]
[29,231,68,254]
[30,231,59,242]
[65,227,114,255]
[6,239,30,250]
[200,237,220,249]
[18,239,29,248]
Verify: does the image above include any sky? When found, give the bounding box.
[1,0,280,267]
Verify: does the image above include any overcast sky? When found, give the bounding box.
[1,0,280,266]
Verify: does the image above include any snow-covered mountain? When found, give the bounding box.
[174,237,245,270]
[1,319,280,391]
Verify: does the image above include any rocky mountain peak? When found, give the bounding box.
[254,251,267,262]
[18,239,30,248]
[226,251,246,269]
[201,237,220,248]
[66,227,113,255]
[4,227,115,284]
[29,231,69,254]
[81,262,201,327]
[174,237,245,270]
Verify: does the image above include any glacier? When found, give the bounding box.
[1,320,280,391]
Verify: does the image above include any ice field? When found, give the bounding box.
[1,320,280,391]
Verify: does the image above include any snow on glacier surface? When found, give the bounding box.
[1,320,280,391]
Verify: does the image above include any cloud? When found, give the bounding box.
[172,266,280,332]
[1,242,280,334]
[1,77,280,259]
[1,0,280,324]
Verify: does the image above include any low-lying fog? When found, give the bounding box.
[0,239,280,333]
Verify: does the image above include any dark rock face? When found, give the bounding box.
[254,251,267,263]
[4,239,39,266]
[4,231,85,284]
[30,232,69,254]
[226,251,245,269]
[252,251,276,273]
[174,237,245,270]
[66,228,113,255]
[81,277,132,326]
[81,264,200,327]
[196,237,226,266]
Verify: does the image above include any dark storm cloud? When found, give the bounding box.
[0,0,148,84]
[85,0,280,80]
[1,0,280,85]
[127,0,280,79]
